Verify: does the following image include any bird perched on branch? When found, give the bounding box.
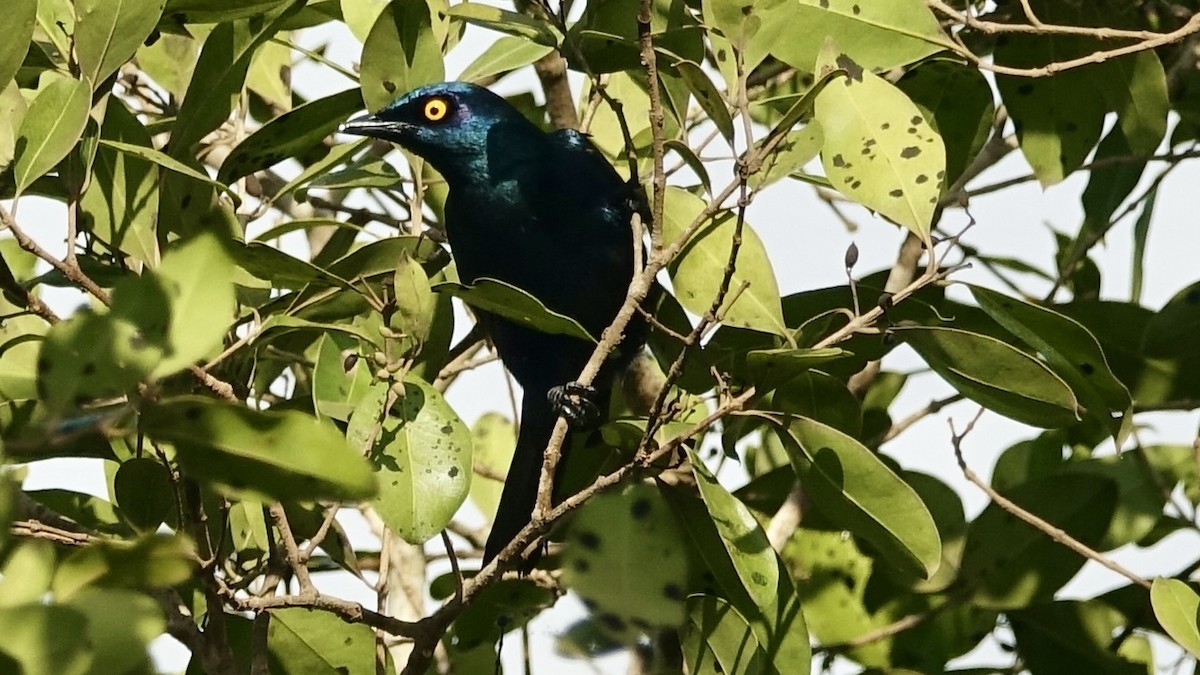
[342,82,645,566]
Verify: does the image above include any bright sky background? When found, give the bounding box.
[11,9,1200,674]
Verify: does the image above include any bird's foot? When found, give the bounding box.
[547,381,600,427]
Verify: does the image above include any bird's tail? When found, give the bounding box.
[482,389,559,566]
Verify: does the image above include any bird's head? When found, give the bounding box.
[341,82,541,183]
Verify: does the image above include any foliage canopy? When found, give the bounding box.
[1,0,1200,673]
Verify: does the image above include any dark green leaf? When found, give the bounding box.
[996,34,1105,186]
[219,88,363,182]
[896,59,994,189]
[960,473,1115,609]
[169,4,298,155]
[1010,600,1145,674]
[970,285,1130,437]
[1143,280,1200,358]
[113,458,176,532]
[776,417,941,578]
[433,278,595,343]
[896,325,1080,428]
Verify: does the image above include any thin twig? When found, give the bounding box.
[949,409,1151,589]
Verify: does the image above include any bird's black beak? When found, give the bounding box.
[340,112,407,139]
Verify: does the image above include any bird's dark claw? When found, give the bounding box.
[547,381,600,427]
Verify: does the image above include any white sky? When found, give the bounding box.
[10,9,1200,675]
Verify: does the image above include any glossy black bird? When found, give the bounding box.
[342,82,644,565]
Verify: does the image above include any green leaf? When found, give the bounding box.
[169,4,298,155]
[674,61,735,146]
[782,528,886,667]
[960,473,1115,609]
[813,46,944,241]
[688,446,778,607]
[451,578,555,647]
[229,240,353,290]
[142,397,377,501]
[113,458,176,532]
[744,347,849,394]
[776,417,941,578]
[568,0,704,74]
[663,187,787,336]
[98,139,240,203]
[301,154,401,193]
[0,81,28,174]
[391,251,435,343]
[1142,280,1200,358]
[67,589,164,675]
[681,595,766,675]
[1011,600,1147,675]
[433,278,596,343]
[0,0,36,91]
[446,4,561,47]
[13,74,92,196]
[0,541,56,608]
[1078,128,1147,251]
[163,0,294,24]
[0,604,92,675]
[701,0,788,72]
[75,0,167,87]
[771,370,862,437]
[970,285,1130,437]
[340,0,389,42]
[134,32,200,99]
[1063,452,1165,551]
[360,0,445,112]
[1093,52,1168,158]
[267,607,377,674]
[772,0,948,75]
[312,333,377,422]
[37,310,159,414]
[459,36,554,83]
[468,412,514,522]
[368,377,472,544]
[257,314,381,348]
[1151,578,1200,658]
[80,102,161,266]
[111,233,237,378]
[896,325,1080,428]
[218,88,363,182]
[52,534,196,599]
[751,126,823,189]
[664,484,812,673]
[896,59,994,189]
[996,35,1105,186]
[562,484,688,640]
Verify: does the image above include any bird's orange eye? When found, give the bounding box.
[423,97,449,122]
